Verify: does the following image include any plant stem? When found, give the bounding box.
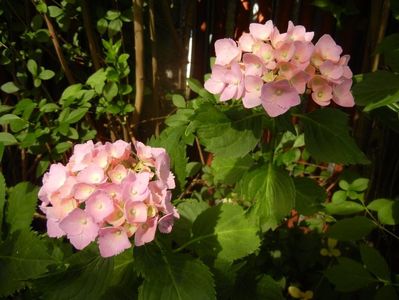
[81,0,101,70]
[43,14,75,84]
[132,0,145,128]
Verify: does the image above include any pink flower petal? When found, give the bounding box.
[125,201,148,224]
[85,191,114,222]
[47,219,65,238]
[134,217,158,246]
[249,21,273,41]
[73,183,96,202]
[77,164,105,185]
[108,164,128,184]
[238,32,255,52]
[314,34,342,63]
[107,140,131,159]
[122,172,151,202]
[158,213,175,234]
[214,38,241,66]
[274,42,296,62]
[243,53,264,76]
[261,80,300,117]
[98,227,131,257]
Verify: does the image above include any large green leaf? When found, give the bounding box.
[325,257,376,292]
[327,216,376,241]
[190,204,260,262]
[237,164,295,230]
[360,245,390,281]
[38,247,114,300]
[134,244,215,300]
[211,155,254,185]
[6,182,39,233]
[148,126,188,191]
[367,198,399,225]
[0,132,18,146]
[353,71,399,111]
[191,104,262,158]
[0,230,56,296]
[294,177,326,215]
[299,108,369,164]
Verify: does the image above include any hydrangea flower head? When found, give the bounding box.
[204,20,355,117]
[39,140,179,257]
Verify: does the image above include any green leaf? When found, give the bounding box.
[0,173,5,233]
[0,230,56,297]
[325,257,375,292]
[87,68,107,94]
[0,132,18,146]
[64,108,89,124]
[0,114,28,132]
[299,108,369,164]
[324,201,365,215]
[256,275,284,300]
[55,141,72,154]
[237,164,295,230]
[27,59,38,76]
[48,5,63,18]
[39,69,55,80]
[97,18,108,35]
[190,204,260,262]
[134,244,216,300]
[148,126,187,191]
[6,182,39,233]
[349,178,369,192]
[332,190,347,203]
[39,249,114,300]
[367,199,399,225]
[294,177,326,215]
[375,285,398,300]
[327,216,376,241]
[108,19,123,37]
[40,103,60,113]
[192,104,262,158]
[185,162,201,177]
[105,9,121,20]
[359,245,390,281]
[377,34,399,72]
[211,155,254,185]
[353,71,399,111]
[103,82,118,101]
[187,78,214,100]
[36,159,50,177]
[60,84,83,104]
[1,81,20,94]
[172,94,186,108]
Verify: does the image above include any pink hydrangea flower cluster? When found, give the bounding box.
[38,140,178,257]
[204,20,354,117]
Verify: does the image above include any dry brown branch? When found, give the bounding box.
[81,0,101,70]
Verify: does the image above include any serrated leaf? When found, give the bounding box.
[211,155,254,185]
[325,257,375,292]
[148,126,187,191]
[0,173,5,233]
[299,108,369,164]
[38,248,114,300]
[294,177,326,215]
[1,81,19,94]
[172,199,209,245]
[191,204,260,262]
[353,71,399,111]
[360,245,390,281]
[6,182,39,233]
[0,230,56,297]
[327,216,376,241]
[237,164,295,230]
[192,104,262,158]
[324,201,365,215]
[135,244,216,300]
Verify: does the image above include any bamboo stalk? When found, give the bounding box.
[132,0,145,127]
[43,14,75,84]
[81,0,101,70]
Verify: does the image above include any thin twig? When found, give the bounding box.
[81,0,101,70]
[195,137,205,165]
[43,14,75,84]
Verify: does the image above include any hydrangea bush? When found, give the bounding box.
[38,140,178,257]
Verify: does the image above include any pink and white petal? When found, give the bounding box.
[204,78,225,94]
[98,228,132,257]
[249,21,273,41]
[125,201,148,224]
[158,213,175,234]
[238,32,255,52]
[74,183,96,202]
[214,38,241,65]
[333,92,355,107]
[85,191,114,223]
[59,208,87,236]
[134,217,159,246]
[243,91,262,108]
[76,164,105,185]
[47,219,65,238]
[220,84,237,101]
